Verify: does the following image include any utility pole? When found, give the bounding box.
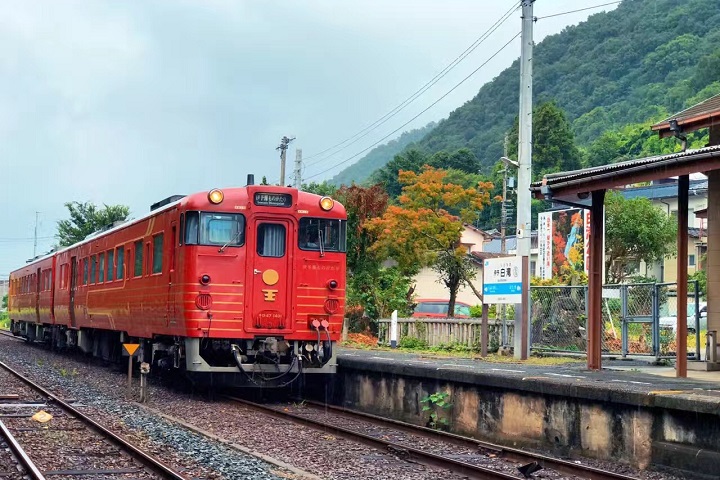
[500,160,509,348]
[33,212,39,258]
[276,136,295,186]
[515,0,534,360]
[293,149,303,189]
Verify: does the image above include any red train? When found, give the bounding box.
[8,177,346,386]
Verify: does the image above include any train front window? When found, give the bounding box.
[298,218,346,252]
[184,211,245,247]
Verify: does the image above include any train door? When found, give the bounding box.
[248,219,293,332]
[35,268,41,324]
[166,223,177,326]
[69,257,77,328]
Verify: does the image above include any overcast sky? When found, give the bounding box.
[0,0,619,277]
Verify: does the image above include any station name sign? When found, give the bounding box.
[254,192,292,207]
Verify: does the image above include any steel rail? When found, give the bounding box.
[0,360,189,480]
[226,395,519,480]
[0,419,46,479]
[297,399,639,480]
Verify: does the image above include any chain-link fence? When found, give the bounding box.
[529,281,702,359]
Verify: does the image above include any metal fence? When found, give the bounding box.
[530,282,702,360]
[372,281,702,358]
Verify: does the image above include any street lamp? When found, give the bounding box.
[500,156,519,169]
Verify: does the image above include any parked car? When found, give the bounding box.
[658,302,707,333]
[412,299,472,318]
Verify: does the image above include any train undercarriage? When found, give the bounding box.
[9,320,336,388]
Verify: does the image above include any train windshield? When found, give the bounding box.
[184,211,245,247]
[298,218,346,252]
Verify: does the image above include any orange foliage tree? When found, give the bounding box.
[367,166,493,316]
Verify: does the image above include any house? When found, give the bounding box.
[410,226,510,306]
[616,178,707,282]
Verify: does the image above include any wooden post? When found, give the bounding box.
[677,175,689,377]
[588,190,606,370]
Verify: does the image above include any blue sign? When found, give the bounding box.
[483,257,523,304]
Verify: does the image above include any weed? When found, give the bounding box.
[421,391,452,429]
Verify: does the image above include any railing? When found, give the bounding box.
[530,281,702,359]
[377,318,513,350]
[372,281,702,358]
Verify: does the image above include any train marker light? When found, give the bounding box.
[200,274,211,285]
[327,279,338,290]
[319,196,334,211]
[208,189,224,204]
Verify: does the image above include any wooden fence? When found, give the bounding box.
[376,318,513,349]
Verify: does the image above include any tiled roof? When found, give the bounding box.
[619,179,707,200]
[652,92,720,133]
[530,145,720,195]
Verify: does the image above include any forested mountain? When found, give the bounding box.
[328,122,435,186]
[380,0,720,174]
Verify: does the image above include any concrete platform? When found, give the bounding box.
[332,347,720,477]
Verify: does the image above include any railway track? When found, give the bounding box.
[225,395,639,480]
[0,359,189,480]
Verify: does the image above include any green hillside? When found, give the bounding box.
[402,0,720,172]
[329,122,435,186]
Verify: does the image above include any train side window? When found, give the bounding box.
[257,223,286,257]
[117,247,124,280]
[107,250,114,282]
[91,256,97,284]
[83,258,88,285]
[152,234,163,274]
[134,241,143,277]
[185,211,199,245]
[98,253,105,283]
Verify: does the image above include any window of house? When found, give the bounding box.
[134,241,143,277]
[152,234,163,274]
[689,254,696,267]
[98,253,105,283]
[117,247,124,280]
[107,250,114,282]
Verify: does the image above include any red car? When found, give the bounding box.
[412,299,472,318]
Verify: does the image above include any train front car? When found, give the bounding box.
[177,184,347,387]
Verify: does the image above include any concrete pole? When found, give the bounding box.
[294,149,303,189]
[277,136,294,186]
[514,0,533,360]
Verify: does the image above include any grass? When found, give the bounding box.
[340,337,582,365]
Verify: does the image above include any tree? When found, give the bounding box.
[302,181,337,197]
[604,191,677,283]
[1,294,7,310]
[368,166,492,316]
[507,100,583,180]
[56,202,130,247]
[371,149,427,198]
[333,184,408,324]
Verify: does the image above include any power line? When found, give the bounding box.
[535,1,621,20]
[302,1,522,167]
[304,31,522,181]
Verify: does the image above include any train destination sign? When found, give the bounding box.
[482,257,523,304]
[254,192,292,207]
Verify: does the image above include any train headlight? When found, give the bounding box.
[319,196,334,211]
[208,189,224,204]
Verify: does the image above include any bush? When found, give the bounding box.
[399,336,428,349]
